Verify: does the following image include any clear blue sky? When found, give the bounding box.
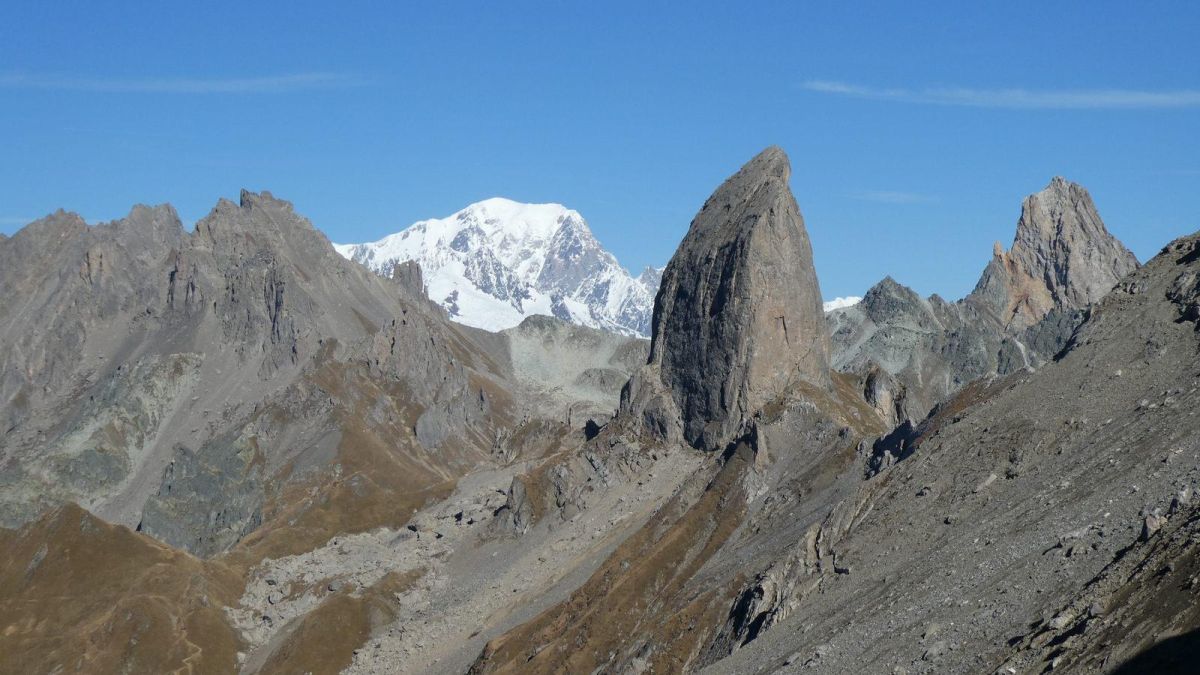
[2,2,1197,300]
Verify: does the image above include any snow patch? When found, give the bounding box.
[824,296,863,312]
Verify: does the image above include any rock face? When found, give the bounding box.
[635,146,830,450]
[829,176,1138,426]
[970,176,1139,330]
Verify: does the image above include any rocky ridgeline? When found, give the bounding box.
[469,152,1198,675]
[0,190,525,553]
[828,176,1140,426]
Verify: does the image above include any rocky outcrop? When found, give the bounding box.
[829,277,1033,426]
[633,146,830,450]
[138,434,264,557]
[829,177,1138,426]
[390,259,426,297]
[969,176,1139,330]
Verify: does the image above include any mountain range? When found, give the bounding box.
[4,148,1200,675]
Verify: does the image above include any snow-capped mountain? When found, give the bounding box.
[335,198,660,337]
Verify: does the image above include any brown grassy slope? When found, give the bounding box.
[470,445,755,674]
[0,503,243,674]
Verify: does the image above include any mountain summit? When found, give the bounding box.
[335,198,659,336]
[969,176,1139,330]
[636,146,830,450]
[829,175,1140,426]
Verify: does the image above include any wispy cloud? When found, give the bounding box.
[0,216,32,226]
[0,71,366,94]
[852,190,937,205]
[803,80,1200,110]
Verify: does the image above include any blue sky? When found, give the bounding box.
[1,2,1197,300]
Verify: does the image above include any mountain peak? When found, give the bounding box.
[645,145,829,450]
[337,199,659,337]
[453,198,581,241]
[870,275,906,294]
[1,210,88,253]
[745,145,790,179]
[239,189,293,211]
[690,147,791,222]
[637,266,664,288]
[969,177,1139,330]
[467,196,570,213]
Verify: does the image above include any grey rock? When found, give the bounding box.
[492,475,534,535]
[1140,514,1164,541]
[390,259,426,297]
[139,433,264,557]
[635,146,830,450]
[970,176,1138,331]
[0,190,515,557]
[828,177,1137,427]
[922,640,948,661]
[415,406,453,449]
[618,364,684,445]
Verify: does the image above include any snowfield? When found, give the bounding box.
[823,296,863,312]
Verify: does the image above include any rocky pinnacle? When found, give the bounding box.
[644,146,831,451]
[970,176,1139,331]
